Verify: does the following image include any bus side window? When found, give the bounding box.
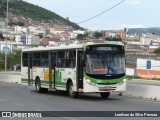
[23,60,28,67]
[70,59,75,68]
[57,59,64,67]
[22,52,28,67]
[33,60,40,67]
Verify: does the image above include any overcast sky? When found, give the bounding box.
[24,0,159,30]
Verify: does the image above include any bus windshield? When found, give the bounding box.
[86,52,125,75]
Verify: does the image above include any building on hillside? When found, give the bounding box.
[148,46,159,53]
[60,32,70,41]
[105,32,116,38]
[117,30,126,39]
[28,26,46,35]
[0,20,6,27]
[15,33,40,45]
[70,30,85,39]
[126,35,141,43]
[81,39,105,43]
[40,37,49,46]
[14,26,27,33]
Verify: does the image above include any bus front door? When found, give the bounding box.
[28,53,33,85]
[49,52,56,89]
[76,50,84,90]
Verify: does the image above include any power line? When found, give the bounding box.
[77,0,126,24]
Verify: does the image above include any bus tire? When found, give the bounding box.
[100,92,110,99]
[35,78,48,93]
[68,82,78,98]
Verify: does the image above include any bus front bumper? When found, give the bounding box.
[83,79,126,93]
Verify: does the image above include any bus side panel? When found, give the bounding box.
[32,67,50,88]
[55,68,76,90]
[21,67,28,84]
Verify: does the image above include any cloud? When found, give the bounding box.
[129,0,141,5]
[121,24,144,28]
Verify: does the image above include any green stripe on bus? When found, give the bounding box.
[21,78,66,87]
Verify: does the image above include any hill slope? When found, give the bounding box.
[0,0,83,30]
[127,27,160,35]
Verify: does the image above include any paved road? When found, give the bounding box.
[1,71,160,86]
[0,81,160,120]
[127,79,160,86]
[0,71,21,75]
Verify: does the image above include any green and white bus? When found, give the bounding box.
[21,42,126,98]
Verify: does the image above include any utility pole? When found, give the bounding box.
[5,0,8,71]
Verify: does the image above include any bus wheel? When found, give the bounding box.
[100,92,110,99]
[36,78,48,93]
[68,82,78,98]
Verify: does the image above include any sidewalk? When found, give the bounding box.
[0,72,160,101]
[0,71,21,83]
[123,79,160,101]
[127,79,160,86]
[0,71,21,75]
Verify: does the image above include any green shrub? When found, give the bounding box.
[125,75,142,80]
[152,78,160,80]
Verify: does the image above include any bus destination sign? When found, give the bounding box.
[87,45,124,52]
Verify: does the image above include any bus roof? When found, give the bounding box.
[22,44,83,52]
[22,42,124,52]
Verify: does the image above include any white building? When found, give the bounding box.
[14,26,27,33]
[28,26,46,35]
[70,30,85,39]
[15,33,40,45]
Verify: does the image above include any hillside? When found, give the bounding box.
[127,27,160,35]
[0,0,83,30]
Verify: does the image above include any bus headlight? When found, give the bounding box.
[118,79,126,85]
[123,78,127,82]
[86,79,97,86]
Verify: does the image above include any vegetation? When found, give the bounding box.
[105,37,122,41]
[125,75,160,81]
[127,27,160,35]
[77,34,87,40]
[77,34,84,40]
[151,78,160,81]
[125,75,142,80]
[8,21,24,26]
[0,49,21,70]
[0,33,4,40]
[0,0,83,30]
[0,52,4,71]
[154,47,160,53]
[93,32,103,39]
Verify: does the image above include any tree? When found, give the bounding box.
[17,21,25,26]
[0,49,22,70]
[93,32,102,39]
[8,21,16,27]
[0,52,4,70]
[105,37,122,41]
[0,33,4,40]
[77,34,84,40]
[154,47,160,53]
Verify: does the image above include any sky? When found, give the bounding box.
[24,0,160,30]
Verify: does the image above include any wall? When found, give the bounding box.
[136,58,160,78]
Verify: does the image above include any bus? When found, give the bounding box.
[21,42,126,98]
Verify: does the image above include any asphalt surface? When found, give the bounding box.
[0,72,160,120]
[127,79,160,86]
[0,71,21,75]
[0,81,160,120]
